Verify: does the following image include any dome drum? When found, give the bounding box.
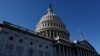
[36,29,70,40]
[35,22,67,32]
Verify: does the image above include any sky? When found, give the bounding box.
[0,0,100,53]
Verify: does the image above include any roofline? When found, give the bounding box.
[0,21,55,42]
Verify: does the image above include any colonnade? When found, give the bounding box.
[39,30,68,39]
[56,45,96,56]
[77,48,96,56]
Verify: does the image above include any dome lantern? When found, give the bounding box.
[48,3,53,13]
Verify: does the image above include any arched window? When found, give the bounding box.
[16,46,24,56]
[5,45,13,56]
[28,48,33,56]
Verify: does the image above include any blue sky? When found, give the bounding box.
[0,0,100,53]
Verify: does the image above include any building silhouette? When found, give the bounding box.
[0,4,99,56]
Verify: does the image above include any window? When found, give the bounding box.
[9,36,14,40]
[45,52,50,56]
[28,49,33,56]
[46,46,48,49]
[19,39,23,43]
[30,42,33,45]
[54,23,56,26]
[38,50,43,56]
[59,24,60,27]
[16,46,24,56]
[5,45,13,56]
[51,23,52,26]
[39,44,42,48]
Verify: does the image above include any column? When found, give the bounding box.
[89,51,90,56]
[87,51,89,56]
[80,48,83,56]
[49,30,51,38]
[77,48,80,56]
[58,45,61,56]
[69,47,70,56]
[89,51,91,56]
[45,31,48,37]
[86,51,88,56]
[67,47,69,56]
[85,50,87,56]
[90,52,91,56]
[65,47,67,56]
[83,49,85,56]
[54,31,56,37]
[71,48,73,56]
[72,49,75,56]
[63,32,64,39]
[62,46,65,56]
[69,48,72,56]
[91,52,93,56]
[41,31,43,35]
[66,47,69,56]
[91,52,92,56]
[92,52,93,56]
[92,52,94,56]
[54,46,56,56]
[93,52,95,56]
[81,49,83,56]
[56,31,58,36]
[88,51,90,56]
[48,30,50,37]
[64,33,66,39]
[43,31,45,36]
[84,49,86,56]
[53,31,55,38]
[79,48,81,56]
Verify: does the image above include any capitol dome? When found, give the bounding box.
[35,4,70,40]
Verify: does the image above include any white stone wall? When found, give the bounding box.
[0,27,55,56]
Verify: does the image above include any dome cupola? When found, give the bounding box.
[35,4,70,40]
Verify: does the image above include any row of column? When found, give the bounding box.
[39,30,67,39]
[57,45,75,56]
[56,45,96,56]
[77,48,96,56]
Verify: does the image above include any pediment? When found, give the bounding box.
[79,40,95,50]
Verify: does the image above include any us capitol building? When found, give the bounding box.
[0,4,99,56]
